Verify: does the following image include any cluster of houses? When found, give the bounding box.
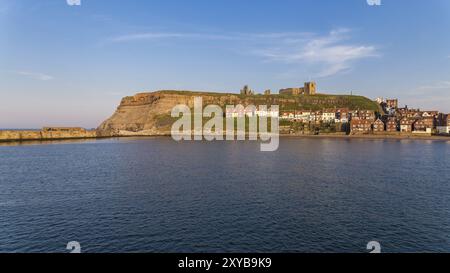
[279,108,354,123]
[371,98,450,135]
[225,107,279,118]
[224,100,450,136]
[351,101,450,135]
[234,82,450,136]
[275,98,450,135]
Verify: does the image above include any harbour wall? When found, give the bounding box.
[0,128,97,142]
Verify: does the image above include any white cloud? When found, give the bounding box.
[111,32,238,43]
[253,28,378,77]
[110,31,314,44]
[12,71,54,81]
[418,81,450,90]
[109,28,378,78]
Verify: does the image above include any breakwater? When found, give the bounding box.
[0,127,97,142]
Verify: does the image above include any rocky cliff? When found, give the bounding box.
[97,90,381,136]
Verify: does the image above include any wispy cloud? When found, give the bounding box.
[253,28,378,77]
[404,81,450,112]
[109,28,378,78]
[111,32,238,43]
[418,81,450,90]
[12,71,54,81]
[110,31,315,44]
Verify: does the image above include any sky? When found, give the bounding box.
[1,0,450,128]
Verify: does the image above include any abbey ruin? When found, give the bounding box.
[279,82,317,95]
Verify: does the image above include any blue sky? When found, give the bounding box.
[1,0,450,128]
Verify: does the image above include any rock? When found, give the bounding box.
[97,90,380,136]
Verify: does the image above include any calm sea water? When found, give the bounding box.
[1,137,450,253]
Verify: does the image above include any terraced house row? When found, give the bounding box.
[350,98,450,136]
[279,109,372,124]
[276,97,450,136]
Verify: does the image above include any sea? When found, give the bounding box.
[1,137,449,253]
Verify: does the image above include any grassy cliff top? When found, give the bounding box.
[145,90,381,112]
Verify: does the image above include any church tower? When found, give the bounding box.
[304,82,316,95]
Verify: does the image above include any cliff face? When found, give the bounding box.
[97,90,380,136]
[97,91,244,136]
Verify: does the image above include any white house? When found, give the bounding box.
[437,126,450,134]
[256,109,279,118]
[225,106,255,118]
[376,97,385,104]
[322,111,336,123]
[295,111,312,122]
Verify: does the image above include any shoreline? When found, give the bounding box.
[279,134,450,141]
[1,133,449,145]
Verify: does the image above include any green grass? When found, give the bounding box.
[151,90,382,131]
[155,112,276,132]
[152,90,381,112]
